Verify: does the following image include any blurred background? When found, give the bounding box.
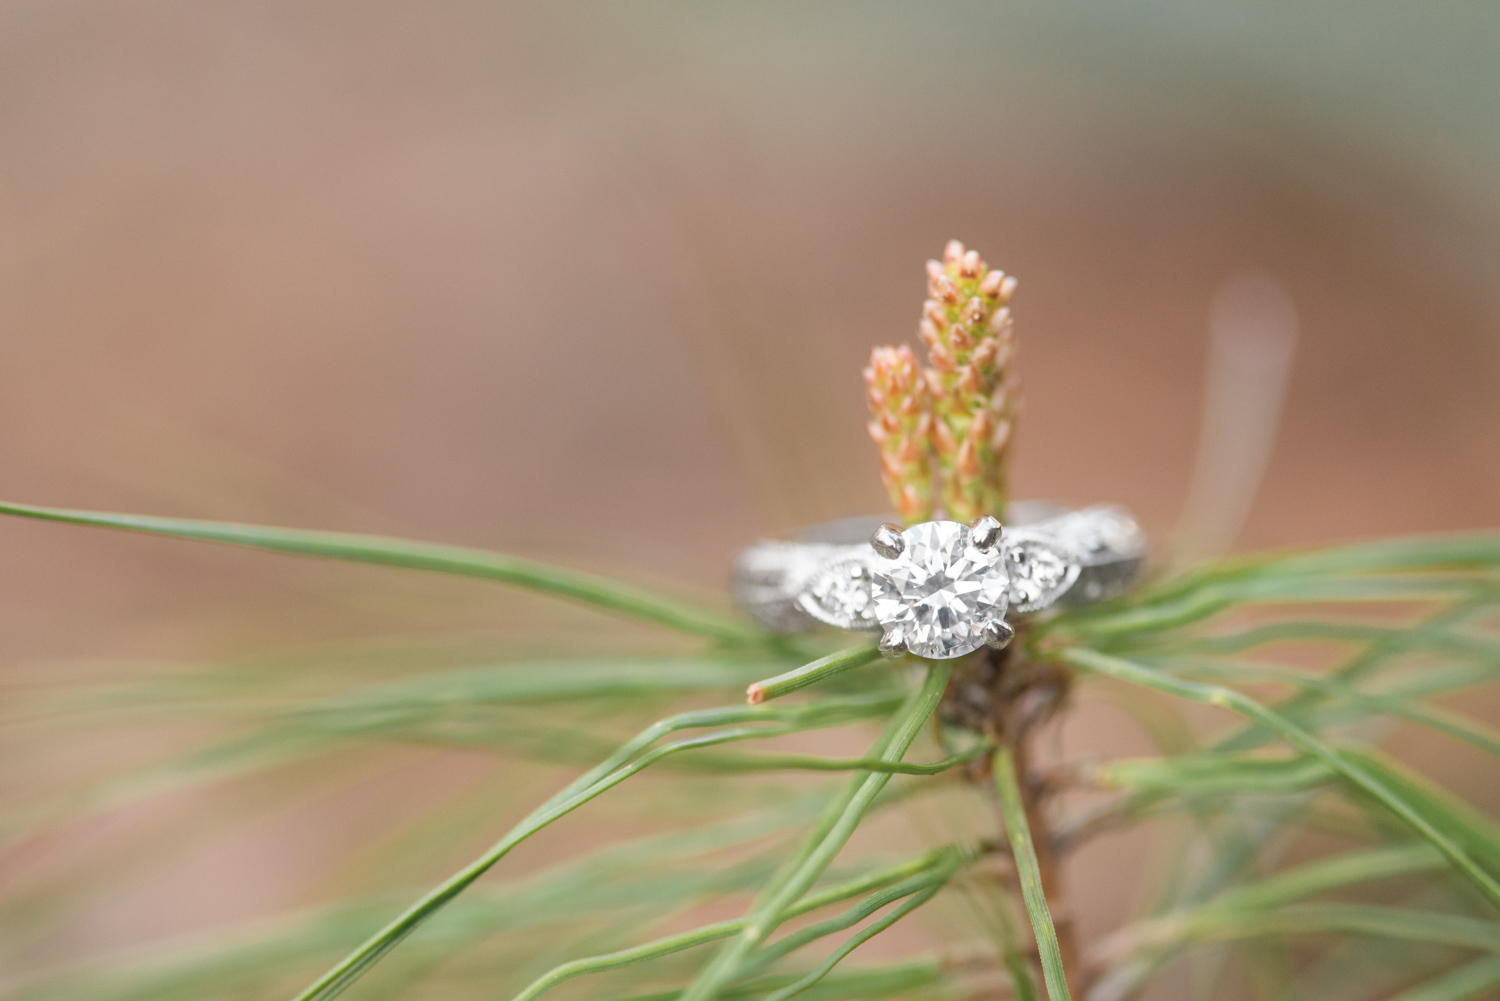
[2,1,1499,992]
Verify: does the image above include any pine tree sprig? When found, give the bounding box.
[920,239,1020,523]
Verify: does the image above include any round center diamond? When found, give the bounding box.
[870,521,1010,659]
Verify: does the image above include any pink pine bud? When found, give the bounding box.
[897,484,927,524]
[955,435,981,479]
[904,240,1021,523]
[991,417,1012,451]
[922,300,948,328]
[924,369,945,399]
[929,343,956,373]
[961,296,988,326]
[932,413,958,456]
[992,337,1015,370]
[864,344,934,524]
[930,274,961,304]
[968,408,993,444]
[919,318,942,353]
[970,337,998,371]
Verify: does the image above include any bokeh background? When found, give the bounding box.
[3,1,1499,992]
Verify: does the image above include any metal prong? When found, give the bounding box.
[878,630,907,659]
[971,515,1002,551]
[870,523,906,560]
[983,618,1016,650]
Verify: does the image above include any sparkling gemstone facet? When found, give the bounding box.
[1005,539,1075,611]
[798,557,878,629]
[870,521,1009,659]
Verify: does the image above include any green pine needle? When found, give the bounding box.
[994,747,1072,1001]
[0,500,760,643]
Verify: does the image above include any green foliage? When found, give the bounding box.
[994,748,1071,1001]
[2,501,1499,1001]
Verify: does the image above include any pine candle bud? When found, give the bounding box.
[864,344,935,524]
[920,240,1021,523]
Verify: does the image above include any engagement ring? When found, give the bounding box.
[733,503,1145,659]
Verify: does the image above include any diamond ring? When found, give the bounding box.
[732,503,1145,660]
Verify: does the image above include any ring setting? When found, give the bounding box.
[869,518,1020,659]
[733,504,1145,660]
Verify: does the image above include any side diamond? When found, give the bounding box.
[797,557,879,630]
[1003,534,1080,612]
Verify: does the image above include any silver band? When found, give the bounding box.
[732,503,1145,653]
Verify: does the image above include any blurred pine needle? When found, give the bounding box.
[2,251,1498,1001]
[0,498,1496,1001]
